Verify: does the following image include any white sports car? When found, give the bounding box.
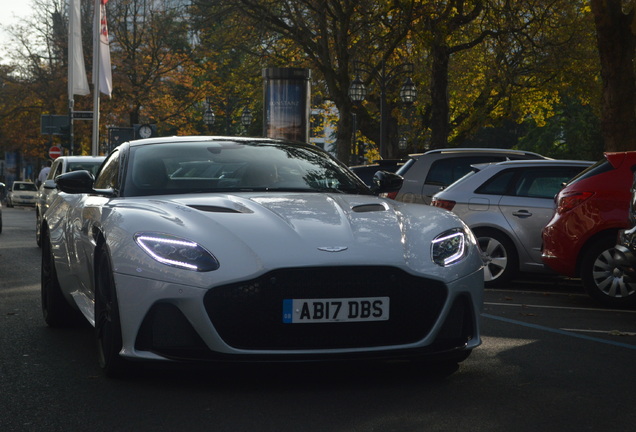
[41,136,484,377]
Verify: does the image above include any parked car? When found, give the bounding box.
[615,168,636,288]
[40,136,484,377]
[35,155,105,246]
[349,159,407,187]
[384,148,547,204]
[6,181,38,207]
[542,152,636,308]
[432,159,593,286]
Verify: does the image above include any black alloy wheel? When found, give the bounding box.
[95,242,130,377]
[474,229,518,287]
[41,231,80,327]
[581,235,636,308]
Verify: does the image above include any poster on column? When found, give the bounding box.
[263,68,311,143]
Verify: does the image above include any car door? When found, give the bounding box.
[69,150,121,305]
[498,166,585,265]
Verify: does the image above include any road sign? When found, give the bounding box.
[41,115,69,135]
[49,145,62,159]
[73,111,94,120]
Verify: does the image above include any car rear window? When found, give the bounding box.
[476,170,517,195]
[395,158,416,176]
[565,159,612,186]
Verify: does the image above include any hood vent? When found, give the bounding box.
[188,204,242,213]
[351,203,386,213]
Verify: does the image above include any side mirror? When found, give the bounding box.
[43,179,57,189]
[56,170,96,194]
[371,170,403,195]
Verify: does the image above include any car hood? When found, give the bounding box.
[106,192,478,285]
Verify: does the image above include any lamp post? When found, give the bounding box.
[203,97,253,135]
[241,107,253,131]
[203,97,215,132]
[348,60,417,158]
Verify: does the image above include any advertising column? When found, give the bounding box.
[263,68,311,142]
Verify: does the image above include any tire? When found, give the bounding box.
[41,231,80,327]
[581,235,636,308]
[95,242,131,378]
[473,229,518,287]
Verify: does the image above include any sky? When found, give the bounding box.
[0,1,34,56]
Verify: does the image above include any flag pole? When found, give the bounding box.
[68,0,73,156]
[69,0,89,155]
[92,0,101,156]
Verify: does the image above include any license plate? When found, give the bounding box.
[282,297,389,323]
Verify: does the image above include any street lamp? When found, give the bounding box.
[348,60,417,158]
[204,97,253,135]
[241,107,253,128]
[203,97,215,132]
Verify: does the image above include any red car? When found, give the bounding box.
[541,152,636,308]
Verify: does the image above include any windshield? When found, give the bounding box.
[124,140,370,197]
[67,161,103,176]
[14,182,37,192]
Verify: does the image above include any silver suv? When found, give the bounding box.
[432,159,593,285]
[385,148,547,204]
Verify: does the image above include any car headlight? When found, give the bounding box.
[134,232,220,272]
[431,228,468,267]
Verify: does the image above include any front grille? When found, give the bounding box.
[204,266,448,350]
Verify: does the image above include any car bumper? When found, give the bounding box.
[10,197,36,205]
[541,224,579,277]
[114,266,483,363]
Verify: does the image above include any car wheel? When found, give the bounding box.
[581,235,636,308]
[6,198,12,208]
[95,242,130,377]
[35,209,42,247]
[473,229,518,287]
[41,231,80,327]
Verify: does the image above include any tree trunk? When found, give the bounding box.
[429,42,451,150]
[590,0,636,152]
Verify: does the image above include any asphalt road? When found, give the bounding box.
[1,205,635,432]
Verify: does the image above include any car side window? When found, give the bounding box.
[425,156,506,187]
[514,168,583,199]
[94,151,120,190]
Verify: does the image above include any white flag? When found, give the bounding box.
[94,0,112,97]
[68,0,89,96]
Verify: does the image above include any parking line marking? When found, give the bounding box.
[485,301,636,314]
[482,313,636,351]
[561,328,636,337]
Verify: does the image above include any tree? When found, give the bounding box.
[590,0,636,151]
[193,0,417,162]
[0,0,70,159]
[104,0,201,134]
[413,1,600,151]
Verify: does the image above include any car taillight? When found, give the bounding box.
[431,198,456,211]
[556,191,594,214]
[379,191,398,200]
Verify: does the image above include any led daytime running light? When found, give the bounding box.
[135,233,219,272]
[432,229,467,267]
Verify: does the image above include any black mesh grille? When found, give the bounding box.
[204,266,448,350]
